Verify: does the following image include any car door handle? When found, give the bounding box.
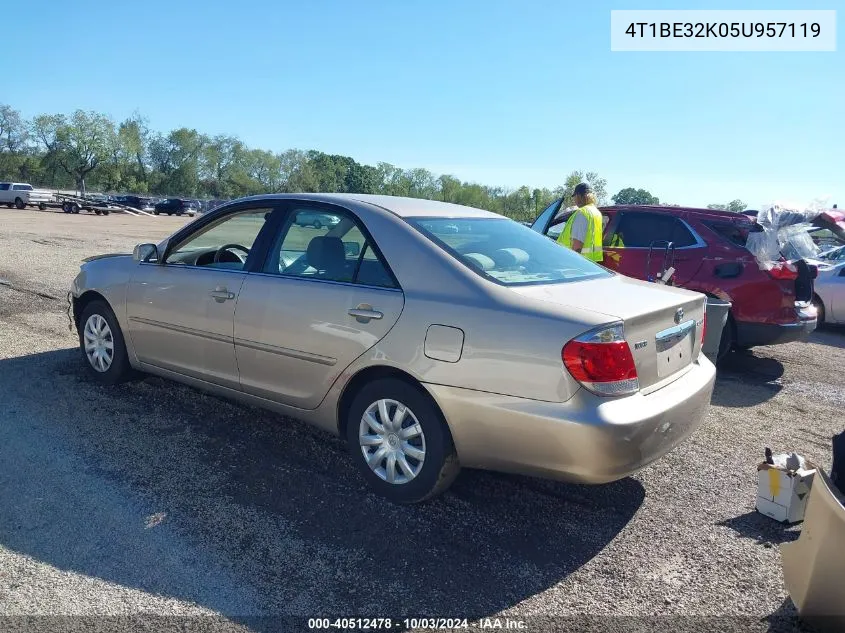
[209,287,235,302]
[348,305,383,322]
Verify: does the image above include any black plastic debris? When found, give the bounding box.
[832,431,845,497]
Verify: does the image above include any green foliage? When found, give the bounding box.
[612,187,659,206]
[0,102,620,222]
[707,199,746,213]
[32,110,117,193]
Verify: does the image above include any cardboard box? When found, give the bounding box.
[756,462,816,524]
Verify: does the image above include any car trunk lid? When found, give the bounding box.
[511,275,706,392]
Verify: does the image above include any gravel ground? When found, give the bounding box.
[0,207,843,633]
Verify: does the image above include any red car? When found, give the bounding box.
[530,202,817,360]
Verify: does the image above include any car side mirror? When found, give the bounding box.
[133,243,158,262]
[343,241,361,258]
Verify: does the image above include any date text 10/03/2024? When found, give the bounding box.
[307,618,527,629]
[624,22,821,39]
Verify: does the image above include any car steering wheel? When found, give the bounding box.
[213,243,250,264]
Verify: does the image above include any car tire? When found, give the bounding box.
[5,203,12,208]
[346,378,460,504]
[716,314,736,363]
[94,209,102,215]
[313,220,322,229]
[813,295,825,325]
[39,203,47,211]
[14,197,25,209]
[102,209,110,216]
[78,300,134,385]
[153,210,159,215]
[62,202,71,213]
[71,203,80,214]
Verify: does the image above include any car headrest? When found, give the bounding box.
[463,252,496,271]
[307,236,345,271]
[492,248,529,267]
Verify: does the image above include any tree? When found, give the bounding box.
[32,110,117,194]
[707,199,746,213]
[2,102,622,218]
[563,170,608,206]
[612,187,659,206]
[0,104,38,182]
[148,128,206,196]
[727,199,746,213]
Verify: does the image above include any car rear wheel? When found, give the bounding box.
[313,219,322,229]
[78,301,134,385]
[39,203,47,210]
[71,203,80,214]
[14,197,25,209]
[346,378,460,504]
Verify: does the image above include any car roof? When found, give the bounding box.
[602,204,755,223]
[235,193,503,219]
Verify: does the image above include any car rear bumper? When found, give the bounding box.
[425,356,716,484]
[736,305,817,348]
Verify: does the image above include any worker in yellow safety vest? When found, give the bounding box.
[556,182,604,262]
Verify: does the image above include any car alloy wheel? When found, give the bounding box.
[359,398,426,484]
[83,313,115,372]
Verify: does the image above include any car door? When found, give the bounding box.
[603,210,705,285]
[126,204,279,389]
[829,265,845,323]
[234,203,404,409]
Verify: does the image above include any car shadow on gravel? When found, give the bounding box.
[711,351,785,408]
[809,326,845,349]
[0,348,645,623]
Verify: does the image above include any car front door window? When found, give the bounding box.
[165,210,272,270]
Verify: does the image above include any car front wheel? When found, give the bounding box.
[346,378,460,503]
[78,300,134,385]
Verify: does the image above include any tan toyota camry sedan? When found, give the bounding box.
[70,193,716,503]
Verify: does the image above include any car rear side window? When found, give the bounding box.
[0,184,9,190]
[609,212,697,248]
[705,221,750,247]
[12,184,33,191]
[265,208,397,289]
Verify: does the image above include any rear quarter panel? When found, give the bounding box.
[688,219,795,325]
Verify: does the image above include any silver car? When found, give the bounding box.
[69,194,716,503]
[814,261,845,325]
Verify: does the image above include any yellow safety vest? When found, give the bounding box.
[557,204,604,262]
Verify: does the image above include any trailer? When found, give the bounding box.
[54,194,154,217]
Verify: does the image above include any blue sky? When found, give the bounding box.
[4,0,842,207]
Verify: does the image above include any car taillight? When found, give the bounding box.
[562,323,639,397]
[766,261,799,280]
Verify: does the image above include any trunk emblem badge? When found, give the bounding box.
[674,308,684,324]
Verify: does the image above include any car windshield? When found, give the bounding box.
[407,217,611,286]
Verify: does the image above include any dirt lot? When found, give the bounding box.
[1,207,843,632]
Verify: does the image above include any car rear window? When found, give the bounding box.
[704,221,751,247]
[407,217,611,286]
